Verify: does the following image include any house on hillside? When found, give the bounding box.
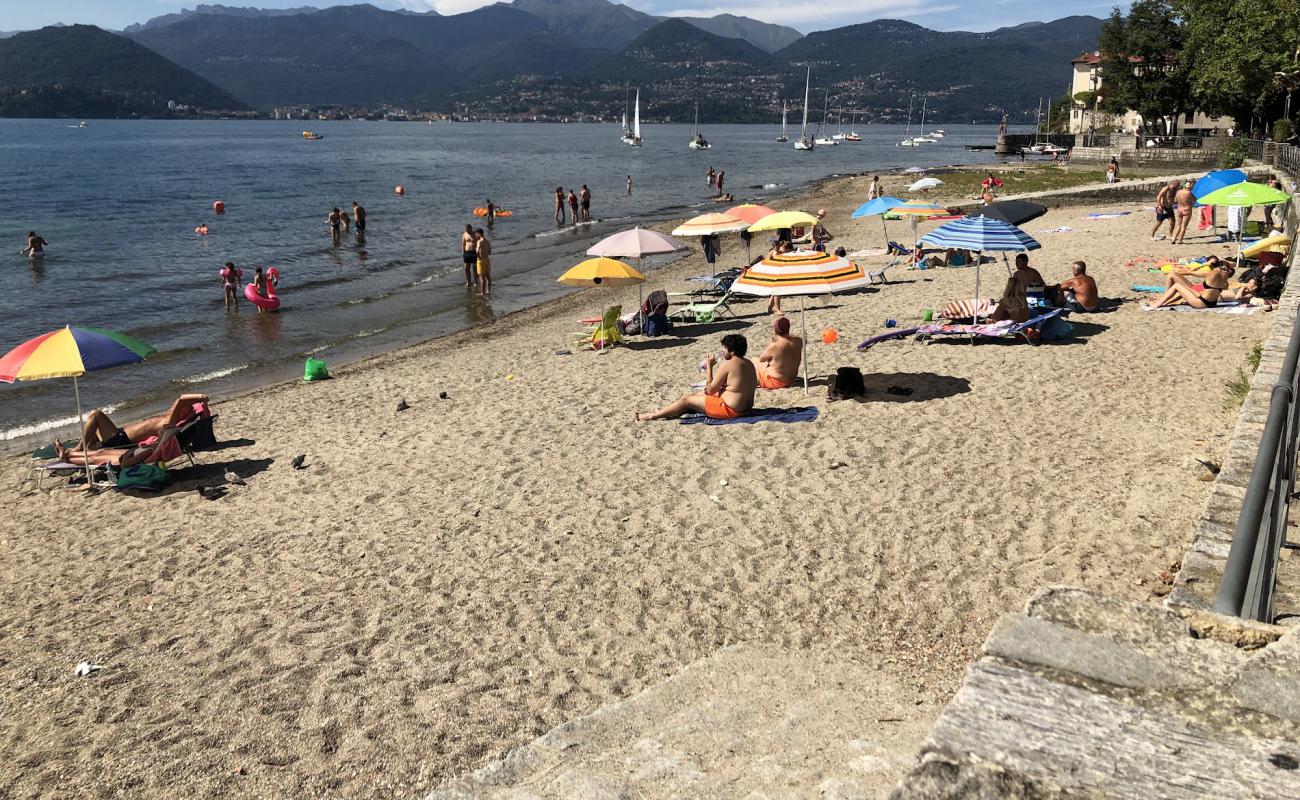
[1067,51,1234,137]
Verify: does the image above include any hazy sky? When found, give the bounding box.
[4,0,1124,34]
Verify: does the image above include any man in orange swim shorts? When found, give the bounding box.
[754,316,801,390]
[636,334,757,422]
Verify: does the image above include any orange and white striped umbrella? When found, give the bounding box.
[732,250,871,297]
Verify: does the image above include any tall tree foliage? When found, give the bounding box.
[1097,0,1190,131]
[1176,0,1300,125]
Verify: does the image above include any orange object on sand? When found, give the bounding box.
[822,328,839,344]
[704,395,742,420]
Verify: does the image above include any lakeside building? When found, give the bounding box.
[1068,51,1234,137]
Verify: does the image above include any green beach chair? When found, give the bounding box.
[574,305,623,350]
[670,287,735,324]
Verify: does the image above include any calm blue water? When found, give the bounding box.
[0,119,1006,441]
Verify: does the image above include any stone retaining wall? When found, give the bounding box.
[1071,145,1223,170]
[1168,164,1300,618]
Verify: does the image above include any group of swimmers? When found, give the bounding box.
[553,186,591,225]
[327,201,367,240]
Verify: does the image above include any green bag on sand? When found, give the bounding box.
[304,357,330,382]
[116,463,168,491]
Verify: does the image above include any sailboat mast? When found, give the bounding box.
[633,89,640,139]
[801,65,811,134]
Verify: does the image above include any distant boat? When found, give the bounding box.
[814,89,837,146]
[621,89,642,147]
[843,110,861,141]
[912,99,936,143]
[67,121,88,128]
[302,130,323,140]
[776,101,788,143]
[688,101,711,149]
[899,96,919,147]
[794,65,814,151]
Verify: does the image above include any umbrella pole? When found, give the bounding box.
[800,295,809,395]
[73,375,93,487]
[880,216,888,249]
[973,252,982,346]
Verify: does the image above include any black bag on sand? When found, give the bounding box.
[828,367,866,401]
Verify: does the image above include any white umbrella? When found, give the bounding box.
[908,177,944,192]
[586,227,687,327]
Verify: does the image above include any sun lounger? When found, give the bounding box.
[915,308,1066,345]
[670,288,735,324]
[869,258,902,285]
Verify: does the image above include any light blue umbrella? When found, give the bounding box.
[851,195,905,245]
[1192,169,1247,199]
[920,215,1041,309]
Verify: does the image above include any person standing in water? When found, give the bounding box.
[461,224,478,290]
[251,266,270,313]
[568,190,579,225]
[220,261,243,309]
[627,175,633,195]
[716,171,725,194]
[25,231,47,257]
[475,228,492,297]
[326,208,342,242]
[352,201,366,234]
[554,187,565,224]
[485,198,496,228]
[706,167,716,188]
[579,185,591,222]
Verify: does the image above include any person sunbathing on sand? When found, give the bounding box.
[636,334,756,421]
[55,425,181,468]
[76,394,208,450]
[754,316,801,390]
[1144,258,1234,310]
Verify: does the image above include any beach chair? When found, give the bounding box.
[670,287,735,324]
[574,305,623,350]
[674,267,741,298]
[915,308,1066,346]
[869,258,901,285]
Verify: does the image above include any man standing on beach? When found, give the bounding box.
[579,185,591,222]
[475,228,492,297]
[868,175,881,200]
[1151,180,1178,241]
[568,190,579,225]
[554,187,565,224]
[1172,181,1195,244]
[461,224,478,289]
[352,201,366,234]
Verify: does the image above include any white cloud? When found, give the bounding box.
[658,0,959,26]
[393,0,487,14]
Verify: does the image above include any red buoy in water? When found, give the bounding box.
[394,185,405,196]
[213,200,226,213]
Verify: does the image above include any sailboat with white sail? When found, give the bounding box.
[844,110,862,141]
[912,99,936,143]
[688,100,710,149]
[776,101,788,143]
[794,65,815,151]
[621,88,642,147]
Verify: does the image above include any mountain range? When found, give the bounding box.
[0,2,1102,123]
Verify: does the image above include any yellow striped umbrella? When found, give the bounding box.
[732,250,871,393]
[670,213,749,236]
[887,200,949,244]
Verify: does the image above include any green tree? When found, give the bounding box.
[1177,0,1300,126]
[1098,0,1190,132]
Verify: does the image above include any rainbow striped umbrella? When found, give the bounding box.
[733,251,870,393]
[0,326,156,484]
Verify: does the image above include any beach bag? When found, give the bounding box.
[116,462,168,491]
[179,414,217,451]
[304,357,330,382]
[643,313,671,337]
[828,367,866,400]
[1040,315,1074,341]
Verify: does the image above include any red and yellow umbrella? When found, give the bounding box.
[724,203,777,225]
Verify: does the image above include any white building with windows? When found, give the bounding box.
[1068,51,1234,136]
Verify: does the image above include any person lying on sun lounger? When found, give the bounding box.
[76,394,208,450]
[754,316,801,390]
[636,334,756,422]
[55,426,181,468]
[1144,258,1234,310]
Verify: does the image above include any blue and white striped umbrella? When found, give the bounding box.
[919,215,1040,252]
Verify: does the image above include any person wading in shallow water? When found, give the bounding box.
[461,224,478,290]
[568,190,579,225]
[554,187,565,224]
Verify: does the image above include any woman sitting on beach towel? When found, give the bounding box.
[54,425,182,468]
[990,276,1030,323]
[1143,257,1234,310]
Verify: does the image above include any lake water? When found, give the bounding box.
[0,119,1005,443]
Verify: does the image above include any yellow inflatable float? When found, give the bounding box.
[474,207,512,218]
[1241,234,1290,259]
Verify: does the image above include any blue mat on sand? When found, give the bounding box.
[680,406,820,425]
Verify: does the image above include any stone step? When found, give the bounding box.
[425,645,941,800]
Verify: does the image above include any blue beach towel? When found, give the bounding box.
[680,406,820,425]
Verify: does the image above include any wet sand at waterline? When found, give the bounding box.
[0,171,1270,798]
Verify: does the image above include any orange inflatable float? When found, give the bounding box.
[473,207,513,218]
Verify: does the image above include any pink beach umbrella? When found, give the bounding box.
[587,227,687,326]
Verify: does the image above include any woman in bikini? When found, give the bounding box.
[220,261,243,309]
[1145,256,1234,310]
[55,425,182,468]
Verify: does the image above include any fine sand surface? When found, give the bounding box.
[0,170,1272,799]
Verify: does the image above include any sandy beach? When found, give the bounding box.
[0,168,1273,798]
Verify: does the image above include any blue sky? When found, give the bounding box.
[5,0,1124,34]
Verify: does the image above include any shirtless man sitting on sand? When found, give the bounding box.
[1013,253,1046,293]
[754,316,801,390]
[636,334,756,421]
[1056,261,1099,311]
[76,394,208,450]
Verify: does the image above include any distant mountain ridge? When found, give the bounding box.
[0,24,246,117]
